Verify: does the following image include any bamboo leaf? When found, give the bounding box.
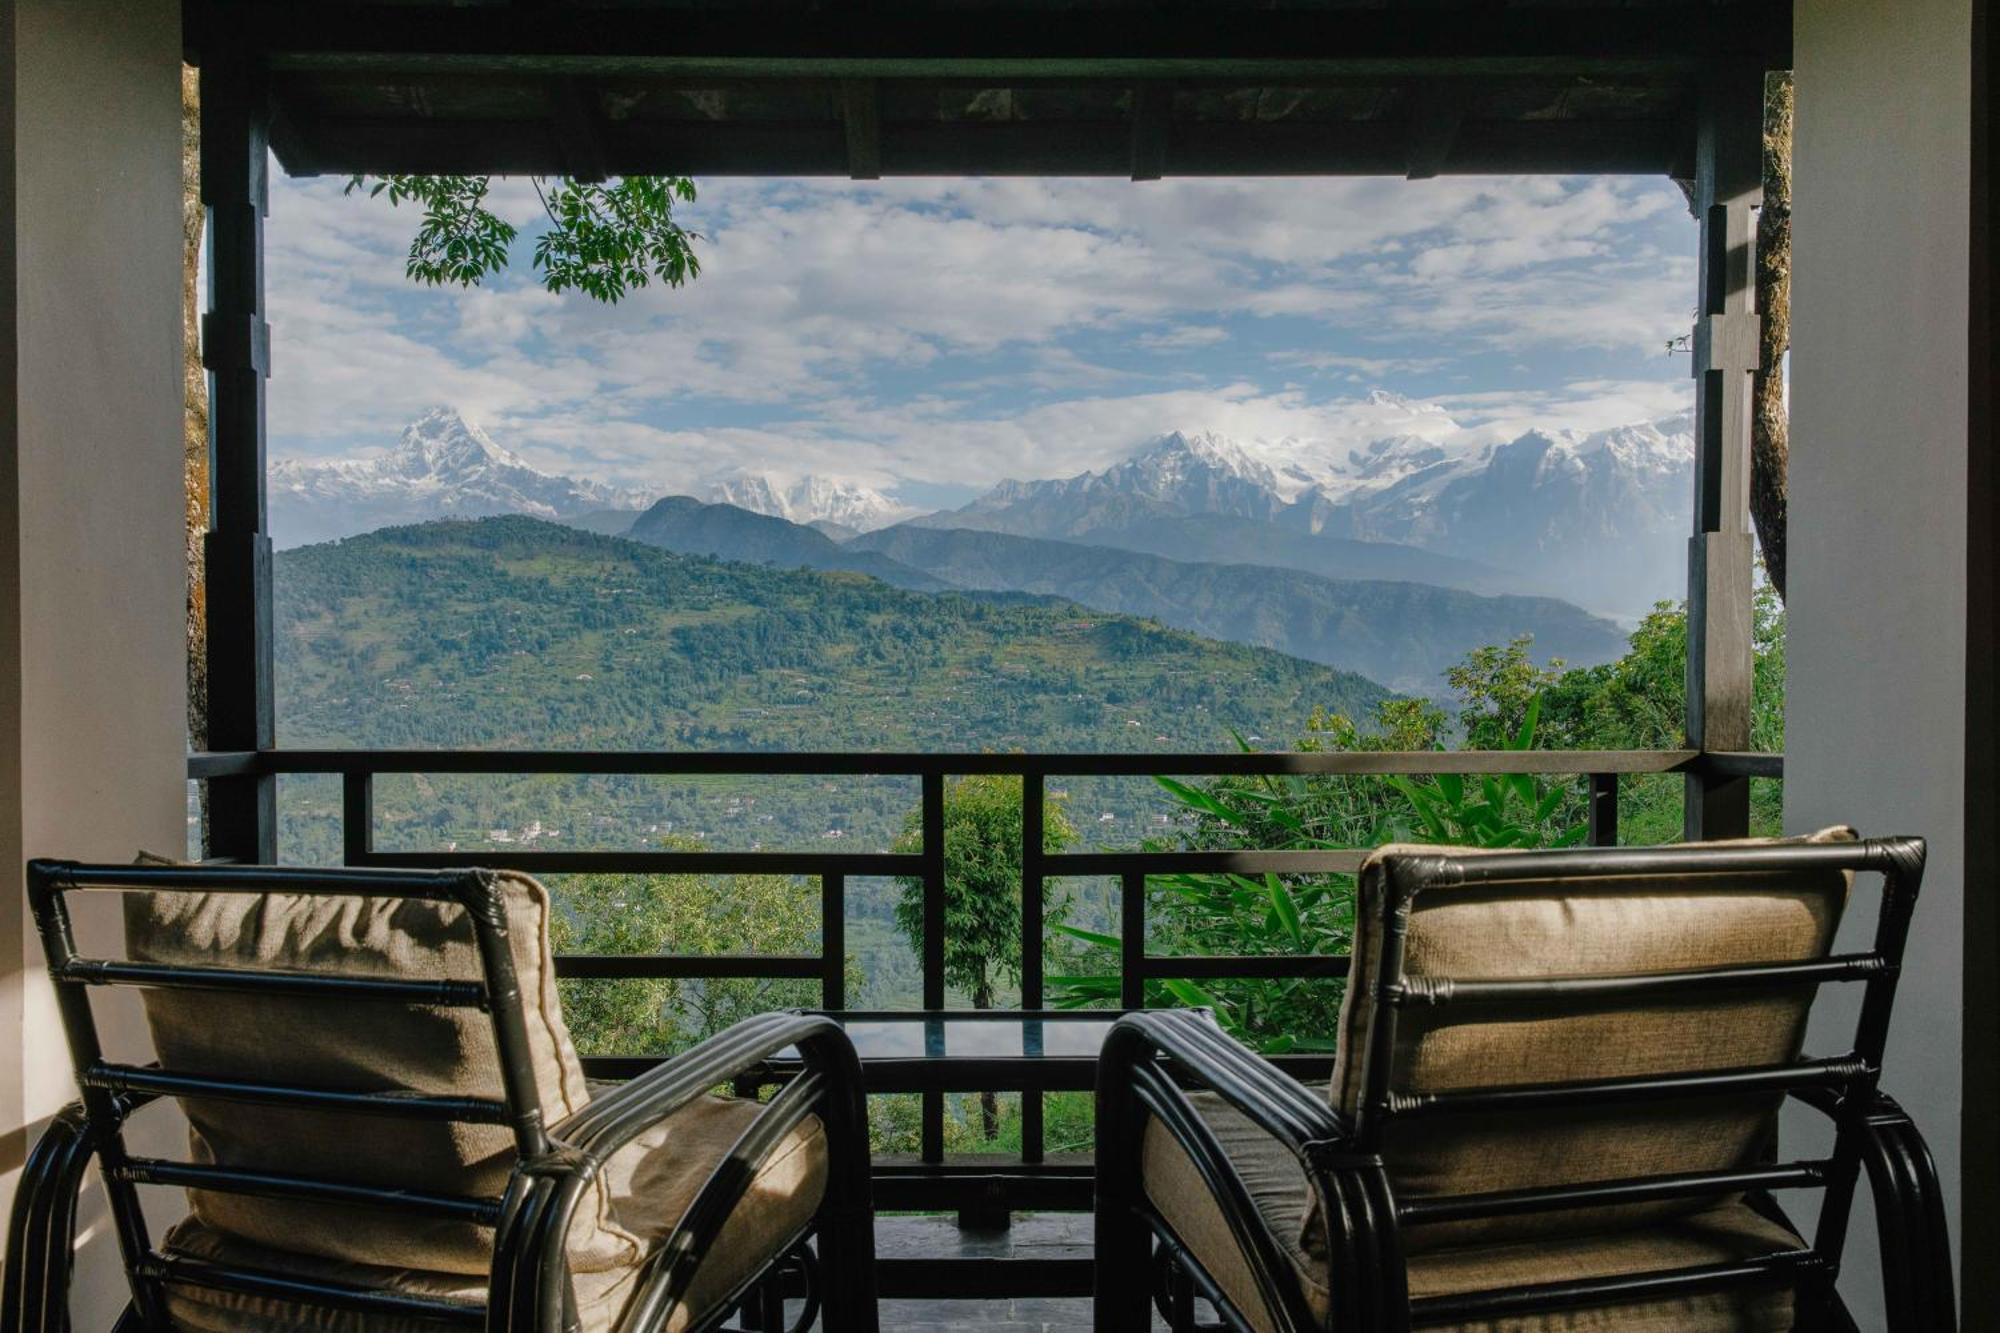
[1266,873,1304,948]
[1052,924,1122,951]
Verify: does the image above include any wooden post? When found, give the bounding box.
[1587,772,1619,847]
[1019,771,1045,1165]
[1685,69,1762,842]
[200,51,276,863]
[920,773,945,1165]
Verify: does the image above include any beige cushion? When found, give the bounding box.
[157,1094,828,1333]
[1323,829,1852,1253]
[1143,1090,1801,1333]
[124,867,631,1274]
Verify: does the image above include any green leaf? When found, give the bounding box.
[1511,695,1543,751]
[1154,774,1249,828]
[1265,873,1304,948]
[1052,924,1122,951]
[1159,977,1224,1010]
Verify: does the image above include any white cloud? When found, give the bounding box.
[1136,325,1230,351]
[261,168,1698,492]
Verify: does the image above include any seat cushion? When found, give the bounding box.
[1143,1091,1802,1333]
[125,866,630,1275]
[157,1094,828,1333]
[1325,830,1852,1253]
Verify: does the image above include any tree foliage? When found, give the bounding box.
[547,848,839,1057]
[346,174,701,304]
[889,774,1077,1137]
[1052,591,1787,1050]
[890,775,1078,1012]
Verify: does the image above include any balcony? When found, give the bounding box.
[0,0,1988,1329]
[175,743,1782,1311]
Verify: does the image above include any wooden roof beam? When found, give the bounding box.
[288,117,1689,179]
[1403,81,1464,180]
[841,79,882,180]
[549,77,609,182]
[192,4,1793,79]
[1129,83,1170,182]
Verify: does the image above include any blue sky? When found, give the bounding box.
[265,170,1699,508]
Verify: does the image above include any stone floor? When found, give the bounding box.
[880,1214,1105,1332]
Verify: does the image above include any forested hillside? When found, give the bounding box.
[852,524,1625,692]
[274,515,1387,754]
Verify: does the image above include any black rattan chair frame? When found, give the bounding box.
[3,859,880,1333]
[1095,837,1956,1333]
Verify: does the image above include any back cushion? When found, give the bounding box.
[125,867,642,1275]
[1320,829,1852,1254]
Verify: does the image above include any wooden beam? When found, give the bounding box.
[841,78,882,180]
[1129,82,1170,182]
[1966,0,1998,1319]
[283,116,1689,180]
[223,746,1703,777]
[1403,80,1464,180]
[1684,70,1763,842]
[194,3,1794,78]
[199,49,276,863]
[264,90,320,178]
[549,76,609,182]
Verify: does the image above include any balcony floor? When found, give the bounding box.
[790,1214,1171,1331]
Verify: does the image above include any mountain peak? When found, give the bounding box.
[390,406,526,478]
[702,472,911,532]
[269,409,654,548]
[1126,430,1285,492]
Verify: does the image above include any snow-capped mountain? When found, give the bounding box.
[970,430,1294,526]
[269,408,655,547]
[702,472,912,533]
[926,401,1696,618]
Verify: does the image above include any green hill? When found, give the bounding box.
[626,495,949,592]
[275,515,1390,753]
[270,516,1396,1014]
[852,524,1626,694]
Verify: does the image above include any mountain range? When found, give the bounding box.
[700,473,912,533]
[269,408,655,548]
[618,494,1628,692]
[271,397,1690,662]
[268,408,912,548]
[929,403,1694,616]
[848,523,1626,693]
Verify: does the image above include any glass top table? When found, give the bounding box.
[761,1009,1145,1092]
[743,1008,1231,1227]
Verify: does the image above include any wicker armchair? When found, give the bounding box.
[1095,833,1955,1332]
[5,860,878,1333]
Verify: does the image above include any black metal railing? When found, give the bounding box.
[183,747,1781,1208]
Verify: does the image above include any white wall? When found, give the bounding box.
[1787,0,1974,1323]
[0,0,187,1323]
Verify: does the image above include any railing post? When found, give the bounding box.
[1684,68,1763,842]
[1587,772,1619,847]
[920,772,946,1165]
[1020,771,1045,1165]
[200,46,277,863]
[821,872,845,1011]
[341,772,373,863]
[1121,871,1146,1010]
